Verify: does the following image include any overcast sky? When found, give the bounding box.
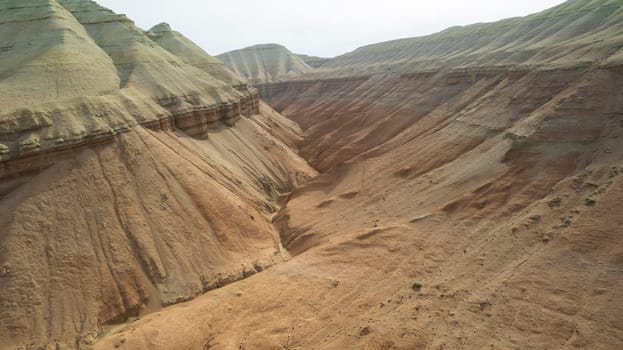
[96,0,567,58]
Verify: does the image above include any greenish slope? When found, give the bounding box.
[319,0,623,75]
[58,0,241,109]
[146,22,248,88]
[296,53,331,68]
[0,0,120,110]
[217,44,313,84]
[0,0,257,162]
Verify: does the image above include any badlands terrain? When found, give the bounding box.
[217,44,313,85]
[1,0,623,349]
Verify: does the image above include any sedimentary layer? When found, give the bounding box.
[0,1,316,349]
[146,22,249,90]
[217,44,313,84]
[312,0,623,77]
[296,53,331,68]
[93,62,623,349]
[93,1,623,349]
[0,0,261,168]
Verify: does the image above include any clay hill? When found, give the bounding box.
[2,0,623,349]
[145,22,247,89]
[0,1,316,349]
[217,44,313,84]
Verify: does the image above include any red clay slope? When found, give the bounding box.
[94,1,623,349]
[0,1,316,349]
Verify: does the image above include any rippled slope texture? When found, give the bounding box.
[96,1,623,349]
[310,0,623,76]
[296,53,331,68]
[146,22,248,89]
[217,44,313,84]
[0,1,316,349]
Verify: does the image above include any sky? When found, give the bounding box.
[96,0,567,58]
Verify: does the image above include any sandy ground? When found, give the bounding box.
[93,65,623,349]
[2,1,623,349]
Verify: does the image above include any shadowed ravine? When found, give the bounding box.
[1,0,623,349]
[93,1,623,349]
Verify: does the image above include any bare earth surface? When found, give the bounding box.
[96,69,623,349]
[1,0,623,349]
[217,44,313,85]
[0,1,317,348]
[96,1,623,349]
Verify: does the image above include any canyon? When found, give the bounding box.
[0,1,315,349]
[1,0,623,349]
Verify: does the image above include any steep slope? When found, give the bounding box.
[146,22,249,89]
[57,0,247,110]
[0,0,119,110]
[261,0,623,172]
[0,0,261,167]
[96,1,623,349]
[0,1,316,349]
[217,44,313,84]
[312,0,623,76]
[296,53,331,68]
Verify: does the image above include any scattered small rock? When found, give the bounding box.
[559,216,572,227]
[77,331,99,346]
[478,301,491,311]
[359,326,371,336]
[242,269,256,278]
[0,264,9,277]
[548,197,562,208]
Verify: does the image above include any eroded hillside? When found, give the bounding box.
[94,1,623,349]
[217,44,313,84]
[0,1,316,349]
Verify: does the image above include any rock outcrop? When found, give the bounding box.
[217,43,313,84]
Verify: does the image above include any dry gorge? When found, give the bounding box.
[1,0,622,349]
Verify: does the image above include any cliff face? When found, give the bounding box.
[0,1,316,349]
[217,44,313,84]
[94,1,623,350]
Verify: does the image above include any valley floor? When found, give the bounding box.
[94,69,623,350]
